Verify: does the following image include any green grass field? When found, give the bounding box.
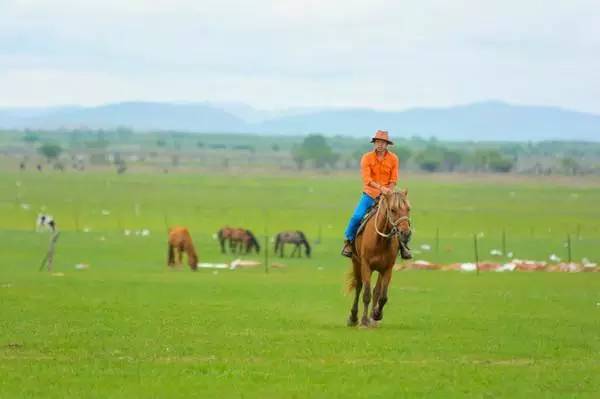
[1,170,600,397]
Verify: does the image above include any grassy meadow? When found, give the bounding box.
[1,169,600,397]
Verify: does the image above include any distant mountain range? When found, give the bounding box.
[1,100,599,141]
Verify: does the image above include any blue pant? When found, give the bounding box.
[344,193,375,241]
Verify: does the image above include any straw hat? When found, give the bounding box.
[370,130,393,145]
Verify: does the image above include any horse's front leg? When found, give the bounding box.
[371,273,383,320]
[373,268,392,321]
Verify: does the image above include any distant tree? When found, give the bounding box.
[272,144,280,152]
[197,141,204,148]
[292,134,339,169]
[561,157,581,175]
[470,149,515,173]
[395,146,413,164]
[23,132,40,144]
[442,149,463,172]
[156,139,167,147]
[414,146,443,172]
[38,143,63,161]
[488,156,514,173]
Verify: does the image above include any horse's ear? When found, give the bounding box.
[400,188,408,196]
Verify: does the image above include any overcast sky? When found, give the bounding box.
[1,0,599,113]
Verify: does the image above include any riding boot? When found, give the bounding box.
[399,241,412,260]
[341,240,353,258]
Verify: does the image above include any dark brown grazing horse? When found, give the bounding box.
[274,231,311,258]
[217,227,260,254]
[167,226,198,271]
[347,190,411,327]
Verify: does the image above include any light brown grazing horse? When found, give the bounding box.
[347,190,411,327]
[217,226,260,254]
[167,226,198,271]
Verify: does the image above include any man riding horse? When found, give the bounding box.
[342,130,412,259]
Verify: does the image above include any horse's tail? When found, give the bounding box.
[346,266,358,293]
[297,231,311,257]
[246,230,260,253]
[167,243,174,265]
[217,228,226,252]
[274,233,281,253]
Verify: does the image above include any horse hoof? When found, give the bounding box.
[347,318,358,327]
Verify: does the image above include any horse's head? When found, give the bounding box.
[188,251,198,271]
[382,189,411,241]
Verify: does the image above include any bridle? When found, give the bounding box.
[374,194,411,238]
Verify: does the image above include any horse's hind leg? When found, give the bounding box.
[373,268,392,321]
[347,259,362,326]
[176,245,183,265]
[360,265,373,327]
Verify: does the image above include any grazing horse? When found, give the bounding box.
[274,231,311,258]
[167,226,198,271]
[347,190,411,328]
[217,227,260,254]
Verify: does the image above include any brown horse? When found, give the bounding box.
[347,190,411,327]
[167,226,198,271]
[274,231,311,258]
[217,227,260,254]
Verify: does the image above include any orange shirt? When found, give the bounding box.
[360,150,399,198]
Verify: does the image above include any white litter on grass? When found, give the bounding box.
[549,254,561,262]
[230,259,260,269]
[20,203,30,210]
[317,266,324,271]
[414,260,432,266]
[477,232,485,239]
[490,249,503,256]
[75,263,89,270]
[99,236,106,241]
[141,229,150,236]
[507,252,513,258]
[83,227,91,233]
[212,233,218,240]
[197,263,229,269]
[212,271,219,275]
[460,263,477,272]
[420,244,431,251]
[101,209,111,216]
[124,229,131,236]
[496,263,517,272]
[1,283,12,288]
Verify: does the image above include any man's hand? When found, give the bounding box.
[380,186,392,195]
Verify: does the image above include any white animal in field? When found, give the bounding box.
[36,214,56,232]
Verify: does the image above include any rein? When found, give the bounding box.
[374,195,410,238]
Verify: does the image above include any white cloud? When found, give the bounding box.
[0,0,599,112]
